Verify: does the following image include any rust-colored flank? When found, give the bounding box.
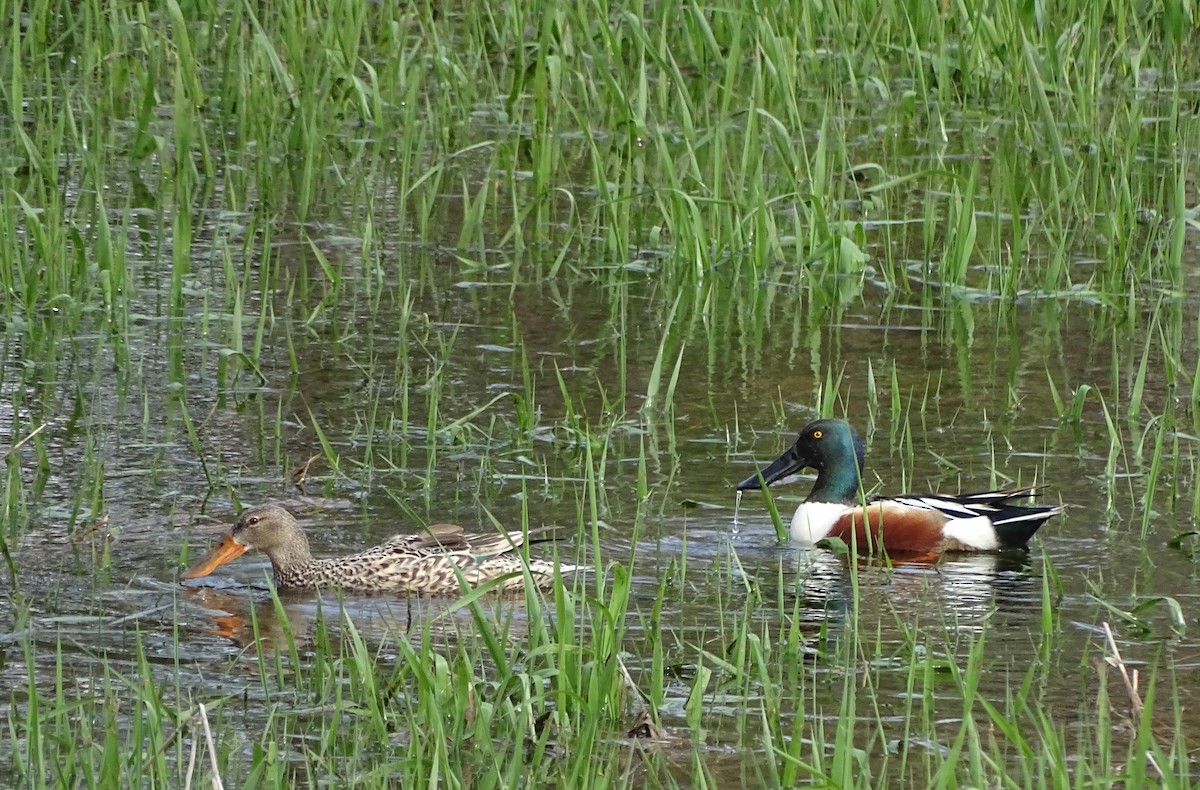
[827,503,950,554]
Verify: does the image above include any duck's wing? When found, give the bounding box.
[873,487,1062,549]
[872,487,1047,520]
[378,524,562,558]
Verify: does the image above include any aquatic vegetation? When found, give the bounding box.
[0,0,1198,786]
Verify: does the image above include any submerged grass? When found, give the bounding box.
[3,0,1200,786]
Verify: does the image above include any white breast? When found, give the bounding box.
[791,502,855,544]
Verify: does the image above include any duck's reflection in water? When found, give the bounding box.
[748,546,1042,635]
[181,583,542,653]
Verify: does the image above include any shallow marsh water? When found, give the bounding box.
[5,251,1200,783]
[3,3,1200,785]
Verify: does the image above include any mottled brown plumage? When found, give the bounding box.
[180,504,582,595]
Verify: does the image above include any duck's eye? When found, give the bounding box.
[248,516,259,526]
[812,430,823,439]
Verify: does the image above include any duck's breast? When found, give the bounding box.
[795,501,955,553]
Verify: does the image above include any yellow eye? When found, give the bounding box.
[813,430,823,439]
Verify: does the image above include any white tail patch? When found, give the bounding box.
[941,515,1000,551]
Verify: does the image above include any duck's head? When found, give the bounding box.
[736,418,865,502]
[181,504,311,580]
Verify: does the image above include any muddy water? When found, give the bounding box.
[3,234,1200,782]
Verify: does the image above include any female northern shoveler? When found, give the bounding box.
[736,419,1063,554]
[180,504,582,595]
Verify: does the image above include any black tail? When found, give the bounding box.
[960,488,1064,548]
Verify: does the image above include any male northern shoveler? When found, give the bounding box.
[180,504,583,595]
[736,418,1063,554]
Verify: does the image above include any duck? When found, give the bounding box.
[736,418,1063,555]
[180,504,583,595]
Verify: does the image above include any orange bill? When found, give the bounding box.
[181,533,248,580]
